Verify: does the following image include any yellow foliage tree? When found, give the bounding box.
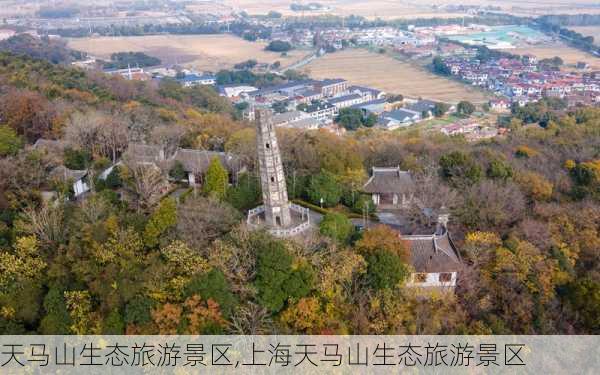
[280,297,325,334]
[355,225,410,262]
[64,290,101,334]
[516,171,553,201]
[0,236,46,293]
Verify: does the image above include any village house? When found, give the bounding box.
[32,139,94,199]
[49,166,91,198]
[489,98,511,112]
[403,214,462,288]
[439,55,600,108]
[123,143,245,187]
[363,167,415,209]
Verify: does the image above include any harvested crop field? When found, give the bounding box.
[220,0,600,19]
[301,49,489,103]
[68,34,306,72]
[507,43,600,70]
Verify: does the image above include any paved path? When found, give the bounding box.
[282,52,318,72]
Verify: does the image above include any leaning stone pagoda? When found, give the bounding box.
[247,108,311,237]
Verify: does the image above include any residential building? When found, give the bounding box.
[378,109,421,129]
[177,73,216,87]
[405,99,437,117]
[351,98,388,116]
[219,85,259,98]
[272,110,319,129]
[104,67,151,81]
[317,78,348,97]
[328,93,364,109]
[302,102,338,122]
[489,98,511,112]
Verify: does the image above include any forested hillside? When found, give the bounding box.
[0,50,599,335]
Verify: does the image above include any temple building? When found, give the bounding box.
[403,213,462,288]
[363,167,415,209]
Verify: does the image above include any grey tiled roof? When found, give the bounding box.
[363,167,415,194]
[123,143,163,164]
[123,144,244,175]
[328,93,362,104]
[405,230,462,273]
[172,149,242,174]
[50,165,87,182]
[405,99,437,113]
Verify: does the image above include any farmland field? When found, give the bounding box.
[67,34,307,72]
[301,49,489,103]
[219,0,600,19]
[506,43,600,70]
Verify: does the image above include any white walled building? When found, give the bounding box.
[404,216,462,289]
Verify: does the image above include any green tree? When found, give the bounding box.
[564,278,600,331]
[124,295,155,326]
[105,166,123,189]
[39,287,71,334]
[144,198,177,248]
[487,159,513,180]
[366,250,410,290]
[0,236,46,298]
[254,236,314,312]
[266,40,292,52]
[185,268,237,318]
[570,160,600,199]
[433,102,450,117]
[457,101,476,116]
[432,56,451,75]
[336,108,364,130]
[102,309,125,334]
[319,212,354,244]
[169,161,187,181]
[0,125,22,156]
[63,147,91,170]
[225,173,261,211]
[351,194,376,215]
[439,151,482,186]
[307,171,342,208]
[203,157,229,199]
